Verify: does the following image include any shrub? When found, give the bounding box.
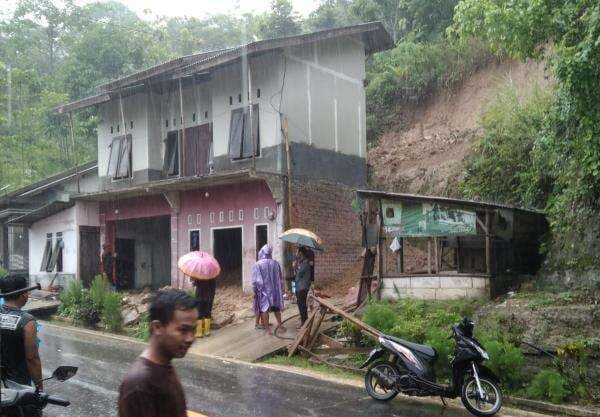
[58,280,84,318]
[134,313,151,341]
[479,335,524,390]
[102,292,123,332]
[89,275,110,311]
[362,302,397,334]
[527,370,570,404]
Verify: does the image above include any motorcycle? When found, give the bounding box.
[361,318,502,417]
[1,366,78,417]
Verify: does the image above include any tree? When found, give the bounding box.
[305,0,359,31]
[452,0,600,269]
[257,0,302,39]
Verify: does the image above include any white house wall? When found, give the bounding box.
[211,51,283,157]
[282,36,367,158]
[28,206,77,288]
[98,93,149,178]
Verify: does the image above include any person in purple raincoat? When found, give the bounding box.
[252,245,285,334]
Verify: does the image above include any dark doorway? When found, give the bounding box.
[79,226,100,288]
[213,227,242,285]
[255,225,268,260]
[115,238,135,290]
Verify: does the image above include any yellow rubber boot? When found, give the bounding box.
[195,320,204,338]
[204,318,211,337]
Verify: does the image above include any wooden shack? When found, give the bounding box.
[355,190,547,301]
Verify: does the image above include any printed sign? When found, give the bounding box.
[382,200,476,237]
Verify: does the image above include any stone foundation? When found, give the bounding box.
[380,275,490,300]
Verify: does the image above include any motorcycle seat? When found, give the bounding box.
[384,335,437,358]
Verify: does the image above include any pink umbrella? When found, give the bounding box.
[177,251,221,281]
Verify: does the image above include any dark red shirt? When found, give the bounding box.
[118,357,187,417]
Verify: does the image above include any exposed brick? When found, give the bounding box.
[290,178,362,286]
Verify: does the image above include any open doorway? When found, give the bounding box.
[255,224,268,260]
[115,238,135,290]
[212,227,242,285]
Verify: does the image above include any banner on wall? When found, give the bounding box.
[382,200,476,237]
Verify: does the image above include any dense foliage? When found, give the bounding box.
[453,0,600,271]
[59,275,122,331]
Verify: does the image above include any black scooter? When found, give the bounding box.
[361,318,502,417]
[1,366,78,417]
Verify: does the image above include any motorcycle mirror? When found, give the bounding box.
[52,366,78,382]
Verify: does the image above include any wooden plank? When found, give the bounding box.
[306,307,328,351]
[312,347,373,355]
[476,216,488,234]
[312,296,381,339]
[287,309,318,357]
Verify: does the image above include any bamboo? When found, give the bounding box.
[68,112,80,193]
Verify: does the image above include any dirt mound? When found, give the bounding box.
[368,58,552,195]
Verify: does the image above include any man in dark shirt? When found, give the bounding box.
[0,275,43,389]
[118,289,198,417]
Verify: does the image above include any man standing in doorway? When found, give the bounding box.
[0,275,44,416]
[118,289,198,417]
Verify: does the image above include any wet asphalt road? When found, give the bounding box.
[38,323,470,417]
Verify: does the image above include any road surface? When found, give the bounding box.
[38,323,470,417]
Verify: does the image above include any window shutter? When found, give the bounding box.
[116,135,132,178]
[107,138,122,178]
[229,108,244,159]
[242,104,260,159]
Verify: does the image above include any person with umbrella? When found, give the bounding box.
[252,244,285,334]
[294,247,312,326]
[177,251,220,338]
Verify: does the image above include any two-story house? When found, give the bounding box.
[50,22,393,291]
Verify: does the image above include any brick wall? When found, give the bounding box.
[290,178,362,286]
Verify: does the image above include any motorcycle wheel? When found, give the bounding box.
[460,376,503,417]
[364,361,400,401]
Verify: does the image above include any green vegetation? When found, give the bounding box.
[59,275,122,332]
[102,292,123,332]
[132,313,151,342]
[366,38,492,138]
[452,0,600,272]
[527,370,570,404]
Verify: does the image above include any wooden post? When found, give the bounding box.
[68,112,80,193]
[456,237,461,272]
[485,210,492,275]
[178,79,186,177]
[433,237,439,274]
[376,199,384,299]
[427,238,432,274]
[400,237,404,273]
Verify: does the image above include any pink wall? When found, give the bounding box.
[176,181,279,290]
[99,195,172,221]
[97,182,281,291]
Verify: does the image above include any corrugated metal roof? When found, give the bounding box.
[355,189,545,215]
[55,22,393,113]
[0,161,98,203]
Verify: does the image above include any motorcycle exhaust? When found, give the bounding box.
[372,368,396,388]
